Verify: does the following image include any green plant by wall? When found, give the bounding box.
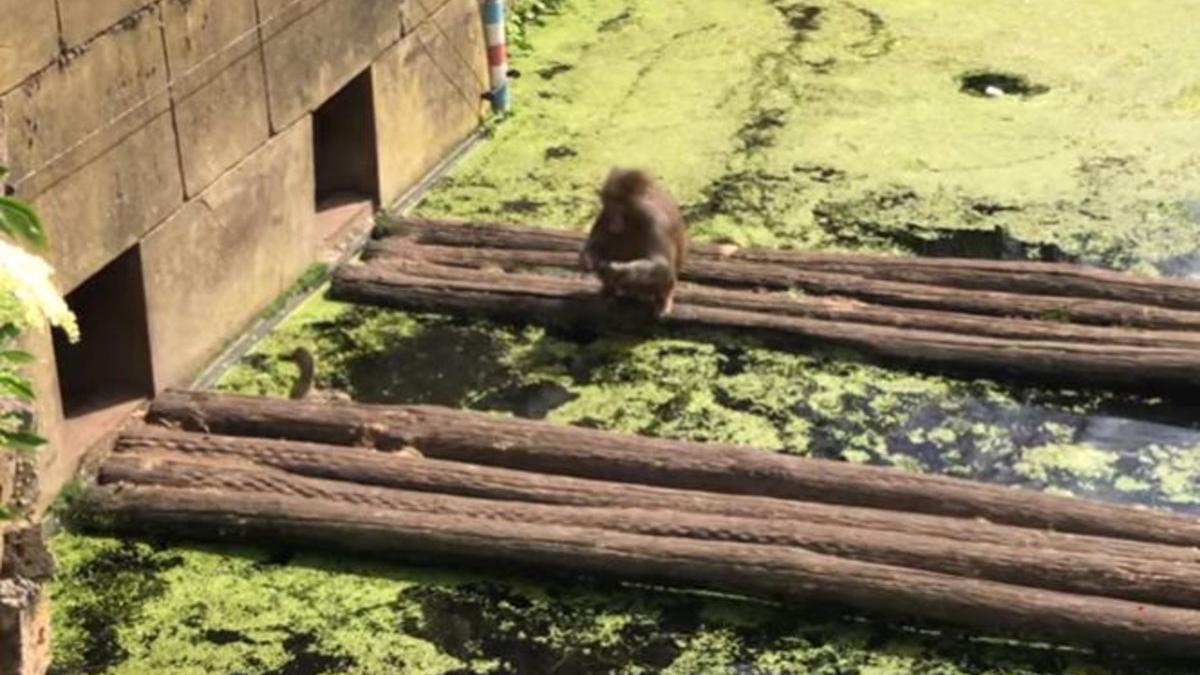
[0,164,78,455]
[507,0,569,53]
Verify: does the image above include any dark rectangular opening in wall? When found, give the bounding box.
[313,69,381,251]
[53,245,155,448]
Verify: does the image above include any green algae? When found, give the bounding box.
[57,308,1200,673]
[1149,446,1200,504]
[53,293,1200,671]
[50,530,1197,675]
[426,0,1200,273]
[50,534,463,674]
[48,0,1200,672]
[50,536,185,673]
[1014,444,1119,494]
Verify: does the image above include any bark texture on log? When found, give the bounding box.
[98,452,1200,610]
[364,239,1200,331]
[330,263,1200,391]
[373,216,1200,312]
[146,390,1200,547]
[115,427,1200,566]
[347,218,1200,393]
[360,253,1200,349]
[79,484,1200,659]
[115,426,1200,563]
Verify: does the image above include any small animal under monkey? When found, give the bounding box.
[579,168,687,316]
[281,347,351,402]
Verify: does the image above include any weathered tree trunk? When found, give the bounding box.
[114,427,1200,563]
[330,262,1200,390]
[78,483,1200,659]
[360,254,1200,349]
[99,452,1200,610]
[364,239,1200,331]
[146,390,1200,547]
[373,216,1200,312]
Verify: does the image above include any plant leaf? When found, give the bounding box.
[2,430,45,450]
[0,350,35,364]
[0,196,47,248]
[0,372,34,400]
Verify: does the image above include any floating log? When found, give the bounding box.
[98,452,1200,610]
[79,484,1200,658]
[361,253,1200,350]
[330,261,1200,390]
[374,215,1200,313]
[147,390,1200,547]
[114,426,1200,563]
[364,239,1200,331]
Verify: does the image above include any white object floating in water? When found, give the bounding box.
[984,85,1005,97]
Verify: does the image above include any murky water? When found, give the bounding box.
[49,0,1200,672]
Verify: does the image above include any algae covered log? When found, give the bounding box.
[329,261,1200,391]
[114,426,1200,563]
[364,239,1200,331]
[113,427,1200,563]
[98,452,1200,610]
[78,483,1200,659]
[146,390,1200,547]
[359,253,1200,349]
[373,216,1200,313]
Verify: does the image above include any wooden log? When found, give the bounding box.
[99,452,1200,609]
[363,240,1200,331]
[330,262,1200,391]
[374,216,1200,312]
[146,390,1200,547]
[114,426,1200,563]
[78,484,1200,658]
[362,254,1200,350]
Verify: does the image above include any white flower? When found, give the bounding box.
[0,239,78,342]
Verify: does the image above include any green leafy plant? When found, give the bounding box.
[0,167,46,248]
[0,164,78,455]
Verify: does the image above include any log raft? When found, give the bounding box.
[100,451,1200,611]
[361,240,1200,332]
[79,484,1200,659]
[113,425,1200,563]
[373,215,1200,312]
[145,389,1200,547]
[330,216,1200,392]
[80,390,1200,658]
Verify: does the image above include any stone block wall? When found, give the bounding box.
[0,7,488,666]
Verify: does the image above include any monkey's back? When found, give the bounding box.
[646,184,687,274]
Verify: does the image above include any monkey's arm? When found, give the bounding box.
[604,255,674,290]
[579,226,603,272]
[607,217,679,284]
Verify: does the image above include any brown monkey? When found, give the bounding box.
[579,168,687,316]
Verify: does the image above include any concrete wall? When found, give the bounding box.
[0,0,489,518]
[375,0,489,195]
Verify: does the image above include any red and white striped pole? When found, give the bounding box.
[483,0,510,113]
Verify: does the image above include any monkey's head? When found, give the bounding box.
[280,347,315,367]
[598,167,654,234]
[601,167,653,200]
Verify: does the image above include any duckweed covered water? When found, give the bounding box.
[51,0,1200,672]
